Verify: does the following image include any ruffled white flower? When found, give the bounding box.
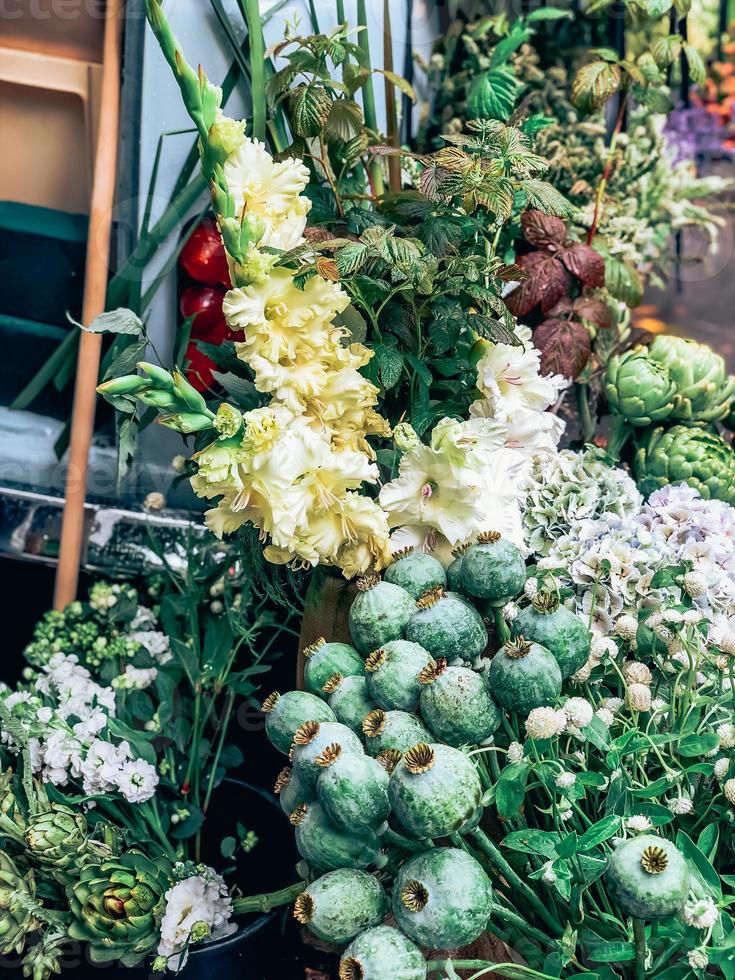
[380,417,528,555]
[157,866,236,972]
[683,896,719,930]
[223,138,310,253]
[525,707,567,740]
[130,630,172,665]
[116,758,159,804]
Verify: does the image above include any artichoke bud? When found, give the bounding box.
[103,895,127,919]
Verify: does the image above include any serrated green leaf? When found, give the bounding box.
[572,61,622,112]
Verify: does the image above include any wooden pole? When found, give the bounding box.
[54,0,124,609]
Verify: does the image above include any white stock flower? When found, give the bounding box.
[116,759,159,804]
[112,666,158,691]
[130,630,172,665]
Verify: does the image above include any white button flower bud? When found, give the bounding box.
[623,661,652,686]
[627,683,652,712]
[683,570,708,599]
[614,615,638,643]
[724,778,735,805]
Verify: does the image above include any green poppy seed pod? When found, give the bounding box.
[459,531,527,604]
[487,637,562,714]
[510,592,591,679]
[364,640,434,712]
[361,709,431,759]
[405,588,487,662]
[274,766,312,816]
[384,549,447,600]
[326,674,378,735]
[418,660,501,746]
[339,925,427,980]
[291,801,384,873]
[389,743,482,839]
[605,835,689,920]
[349,576,416,654]
[291,720,364,793]
[316,746,390,833]
[293,870,387,946]
[261,691,336,755]
[393,848,492,949]
[303,638,365,699]
[445,542,470,593]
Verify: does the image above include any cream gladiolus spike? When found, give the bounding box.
[142,0,391,576]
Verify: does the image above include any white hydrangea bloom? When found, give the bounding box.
[157,866,236,972]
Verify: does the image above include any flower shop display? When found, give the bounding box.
[0,551,299,976]
[6,0,735,976]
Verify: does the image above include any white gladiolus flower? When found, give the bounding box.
[525,707,567,739]
[625,815,652,833]
[157,867,236,972]
[683,896,719,930]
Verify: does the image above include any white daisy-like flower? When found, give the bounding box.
[627,683,652,712]
[687,949,709,971]
[625,815,652,833]
[563,697,594,729]
[614,614,638,643]
[714,757,730,781]
[525,707,567,740]
[507,741,524,764]
[683,896,719,930]
[667,795,693,815]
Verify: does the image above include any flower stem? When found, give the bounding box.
[469,828,563,935]
[491,604,510,646]
[587,92,627,245]
[633,918,647,980]
[575,382,596,444]
[232,881,305,915]
[606,413,631,460]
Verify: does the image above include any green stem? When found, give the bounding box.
[242,0,266,142]
[356,0,384,197]
[491,903,554,947]
[575,382,595,444]
[491,604,510,646]
[606,413,631,460]
[232,881,305,915]
[469,828,563,935]
[633,918,646,980]
[381,827,426,851]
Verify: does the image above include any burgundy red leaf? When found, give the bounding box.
[534,318,591,380]
[521,210,566,248]
[505,252,571,317]
[559,243,605,288]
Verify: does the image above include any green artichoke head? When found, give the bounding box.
[604,346,678,426]
[0,852,38,956]
[649,335,735,423]
[67,850,171,967]
[634,424,735,505]
[24,805,88,870]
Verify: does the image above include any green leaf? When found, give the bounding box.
[372,343,403,390]
[289,84,333,137]
[582,715,612,753]
[698,823,719,862]
[221,836,237,859]
[678,733,720,758]
[676,829,722,898]
[170,806,205,840]
[84,308,144,336]
[650,35,682,69]
[502,829,561,859]
[336,242,369,277]
[496,762,530,818]
[211,372,259,408]
[604,255,643,308]
[523,180,575,218]
[576,815,621,852]
[467,313,521,347]
[588,942,636,964]
[683,43,706,85]
[324,99,363,141]
[572,61,622,112]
